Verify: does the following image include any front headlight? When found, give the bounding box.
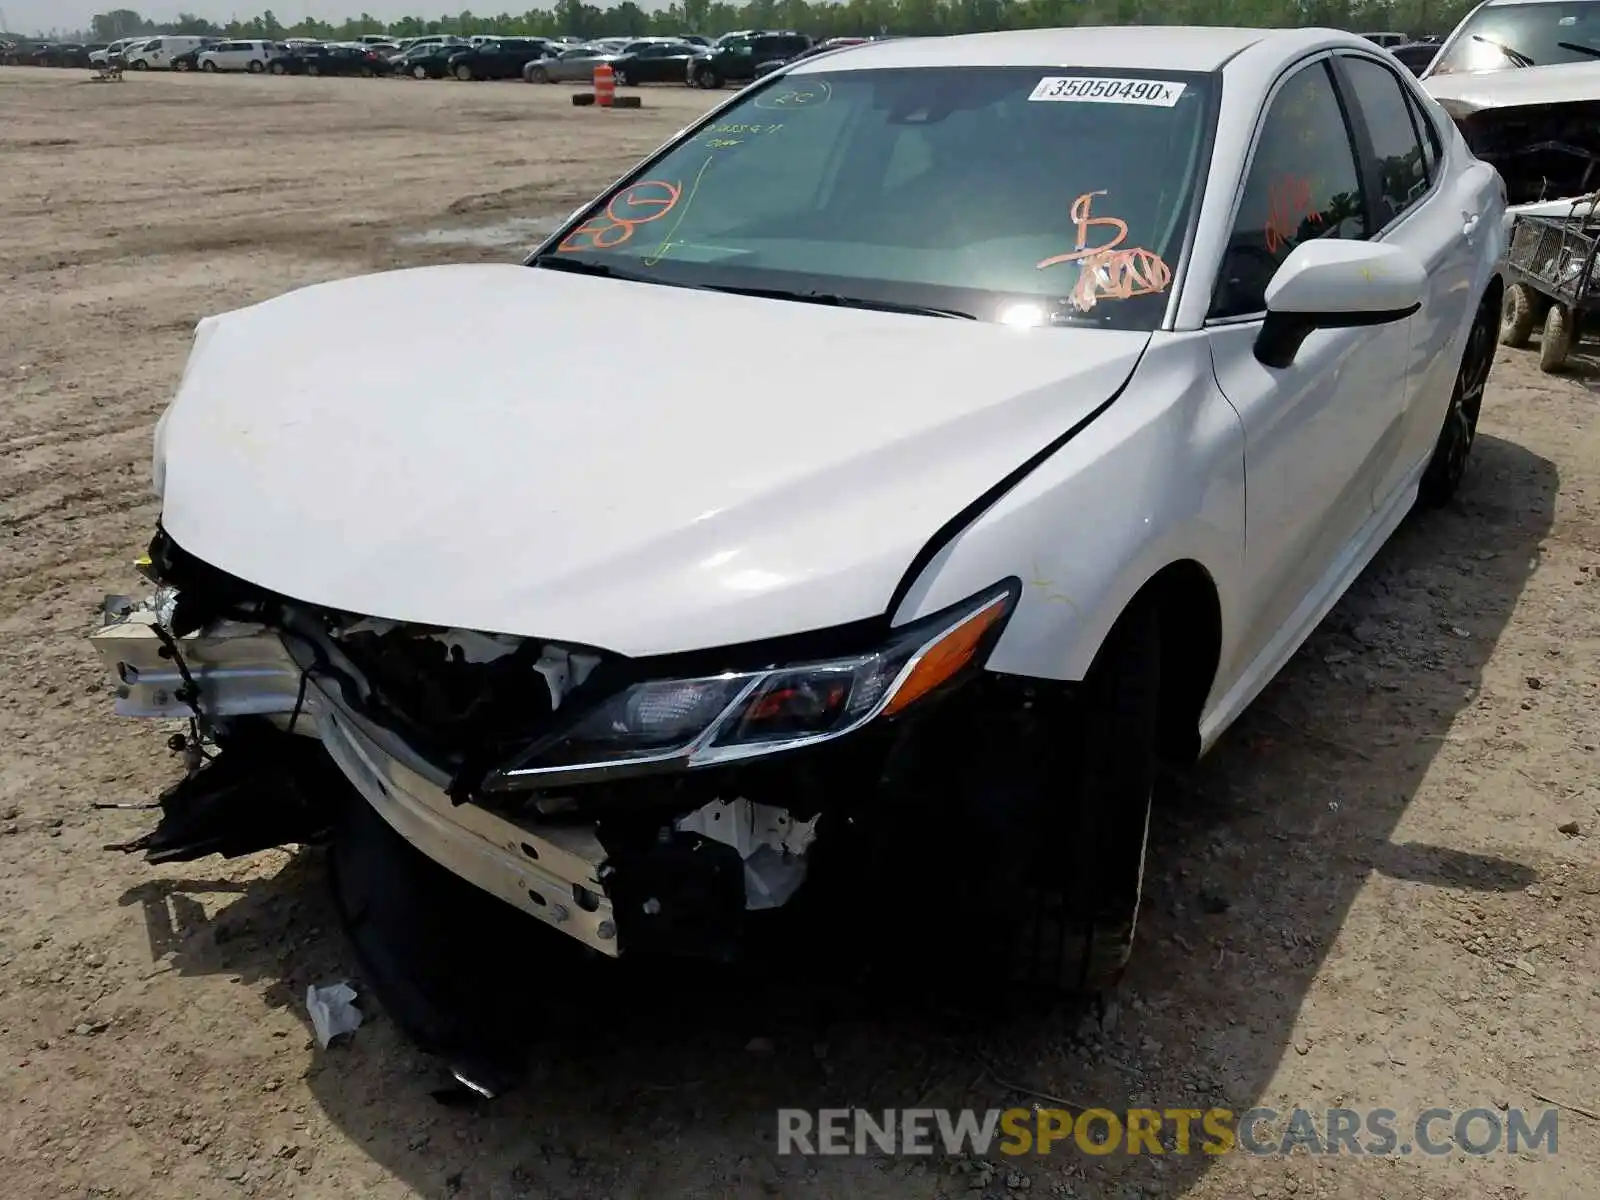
[485,579,1018,790]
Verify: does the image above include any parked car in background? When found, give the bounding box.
[1421,0,1600,209]
[395,41,466,78]
[687,30,810,87]
[34,42,99,67]
[168,41,223,71]
[607,40,702,84]
[197,40,278,73]
[93,36,158,68]
[752,35,869,78]
[272,42,392,76]
[1388,40,1440,74]
[125,36,210,69]
[89,24,1506,1090]
[524,43,613,82]
[1360,30,1411,46]
[394,34,467,55]
[445,37,554,80]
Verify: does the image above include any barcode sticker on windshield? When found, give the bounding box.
[1029,77,1186,106]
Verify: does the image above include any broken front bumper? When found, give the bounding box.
[93,604,624,954]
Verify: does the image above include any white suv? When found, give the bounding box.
[198,40,276,73]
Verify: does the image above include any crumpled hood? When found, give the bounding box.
[1423,60,1600,116]
[158,264,1148,656]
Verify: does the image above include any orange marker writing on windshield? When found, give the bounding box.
[558,180,682,252]
[1037,190,1130,269]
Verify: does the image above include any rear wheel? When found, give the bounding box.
[269,60,286,75]
[247,59,264,73]
[306,62,320,77]
[173,58,190,71]
[1499,283,1537,348]
[133,59,149,70]
[1539,302,1575,373]
[697,67,720,88]
[455,63,473,81]
[1420,291,1495,506]
[613,68,630,86]
[412,63,428,79]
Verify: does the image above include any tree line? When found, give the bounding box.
[51,1,1474,48]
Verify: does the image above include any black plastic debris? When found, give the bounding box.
[104,719,334,864]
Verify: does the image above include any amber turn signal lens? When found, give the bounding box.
[882,594,1010,717]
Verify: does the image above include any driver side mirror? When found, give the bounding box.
[1254,240,1425,369]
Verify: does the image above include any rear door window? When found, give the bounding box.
[1338,55,1432,225]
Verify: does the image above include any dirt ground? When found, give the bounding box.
[1,65,1597,1200]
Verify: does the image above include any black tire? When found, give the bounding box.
[1539,302,1574,373]
[269,60,286,75]
[1499,283,1537,348]
[925,602,1161,998]
[133,59,149,70]
[526,65,548,83]
[360,65,374,77]
[1420,291,1496,506]
[698,67,720,88]
[1025,601,1159,992]
[173,58,190,72]
[412,63,428,79]
[247,59,264,73]
[455,63,473,81]
[306,62,320,77]
[198,59,214,72]
[613,69,630,86]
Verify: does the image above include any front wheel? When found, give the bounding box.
[613,69,629,86]
[412,63,428,79]
[454,63,473,81]
[1539,302,1575,373]
[526,65,548,83]
[269,60,286,75]
[928,602,1161,997]
[247,59,264,73]
[1023,602,1159,993]
[697,68,720,88]
[1500,283,1537,347]
[306,62,320,76]
[1419,292,1496,506]
[133,59,149,70]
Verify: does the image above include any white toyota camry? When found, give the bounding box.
[92,25,1505,1074]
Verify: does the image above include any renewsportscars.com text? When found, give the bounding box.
[776,1106,1559,1157]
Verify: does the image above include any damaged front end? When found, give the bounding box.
[92,527,1022,1079]
[1448,98,1600,205]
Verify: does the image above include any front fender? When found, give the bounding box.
[891,333,1246,690]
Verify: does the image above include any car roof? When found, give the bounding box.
[787,25,1393,78]
[786,26,1268,73]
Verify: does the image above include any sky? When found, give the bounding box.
[6,1,614,36]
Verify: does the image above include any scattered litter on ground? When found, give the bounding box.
[305,982,363,1048]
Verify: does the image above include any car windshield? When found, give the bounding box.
[1430,0,1600,72]
[530,66,1213,330]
